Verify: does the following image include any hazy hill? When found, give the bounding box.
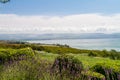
[0,33,120,40]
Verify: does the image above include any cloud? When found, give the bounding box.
[0,13,120,34]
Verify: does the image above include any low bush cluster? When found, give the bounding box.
[81,71,105,80]
[51,55,83,79]
[1,42,120,60]
[0,41,120,80]
[51,55,106,80]
[0,47,34,63]
[92,62,120,80]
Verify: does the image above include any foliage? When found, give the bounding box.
[81,71,105,80]
[0,50,119,80]
[51,54,83,79]
[0,41,120,79]
[0,53,79,80]
[109,49,120,60]
[0,57,53,80]
[92,62,120,80]
[0,42,100,54]
[2,41,120,60]
[0,47,34,63]
[88,51,97,57]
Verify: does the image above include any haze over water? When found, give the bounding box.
[27,38,120,51]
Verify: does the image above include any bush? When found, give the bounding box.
[16,47,34,57]
[81,71,105,80]
[51,54,83,79]
[92,62,120,80]
[0,47,34,63]
[109,49,120,60]
[101,49,110,57]
[88,51,97,57]
[0,57,53,80]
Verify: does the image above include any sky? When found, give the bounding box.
[0,0,120,34]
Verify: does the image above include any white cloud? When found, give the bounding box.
[0,13,120,34]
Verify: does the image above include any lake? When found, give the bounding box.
[27,38,120,51]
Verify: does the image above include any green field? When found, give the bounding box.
[0,41,120,80]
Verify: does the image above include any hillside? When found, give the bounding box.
[0,41,119,80]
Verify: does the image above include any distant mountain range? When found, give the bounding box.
[1,33,120,40]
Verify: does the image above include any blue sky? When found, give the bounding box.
[0,0,120,15]
[0,0,120,34]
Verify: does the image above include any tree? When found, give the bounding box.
[0,0,10,3]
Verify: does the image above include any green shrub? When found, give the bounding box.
[51,54,83,79]
[101,49,110,57]
[109,49,120,60]
[92,62,120,80]
[88,51,97,57]
[0,47,34,63]
[81,71,105,80]
[0,57,52,80]
[16,47,34,56]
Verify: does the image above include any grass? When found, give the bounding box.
[36,52,120,80]
[0,50,119,80]
[35,51,58,62]
[0,41,120,79]
[36,52,117,68]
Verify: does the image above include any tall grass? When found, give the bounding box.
[0,41,119,80]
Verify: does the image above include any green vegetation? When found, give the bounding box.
[91,62,120,80]
[0,41,119,80]
[81,71,105,80]
[0,47,34,63]
[51,55,83,79]
[1,41,120,60]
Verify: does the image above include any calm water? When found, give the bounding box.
[27,38,120,51]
